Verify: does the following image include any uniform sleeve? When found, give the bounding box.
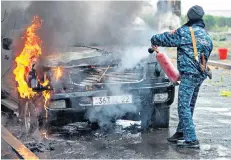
[209,40,213,53]
[151,28,182,47]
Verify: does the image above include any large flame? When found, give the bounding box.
[13,16,51,116]
[13,16,42,99]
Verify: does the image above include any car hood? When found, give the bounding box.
[42,47,123,67]
[41,47,156,69]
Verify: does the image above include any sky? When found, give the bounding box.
[149,0,231,17]
[181,0,231,17]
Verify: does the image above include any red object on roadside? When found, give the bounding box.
[218,48,228,60]
[156,51,180,83]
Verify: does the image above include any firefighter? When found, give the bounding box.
[150,5,213,148]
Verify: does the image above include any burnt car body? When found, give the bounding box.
[38,46,175,129]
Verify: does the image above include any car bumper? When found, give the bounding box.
[46,81,175,123]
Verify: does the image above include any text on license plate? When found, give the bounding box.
[93,95,132,106]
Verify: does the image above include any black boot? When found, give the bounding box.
[167,132,184,142]
[177,140,200,148]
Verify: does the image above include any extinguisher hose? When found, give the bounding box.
[148,46,159,54]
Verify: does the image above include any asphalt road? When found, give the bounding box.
[1,67,231,159]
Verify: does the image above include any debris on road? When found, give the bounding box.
[208,76,225,86]
[24,141,54,153]
[220,90,231,97]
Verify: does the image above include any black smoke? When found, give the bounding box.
[24,1,143,49]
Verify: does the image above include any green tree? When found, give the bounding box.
[227,17,231,27]
[203,15,216,30]
[216,16,227,27]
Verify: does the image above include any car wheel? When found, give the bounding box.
[151,104,170,129]
[89,122,99,130]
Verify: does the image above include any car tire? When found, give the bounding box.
[151,104,170,129]
[89,122,100,130]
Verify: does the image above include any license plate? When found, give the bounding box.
[93,95,132,106]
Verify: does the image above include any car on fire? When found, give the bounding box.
[2,0,181,133]
[24,46,175,131]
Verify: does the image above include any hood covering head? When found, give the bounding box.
[187,5,205,20]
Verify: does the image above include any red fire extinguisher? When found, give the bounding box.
[148,47,180,83]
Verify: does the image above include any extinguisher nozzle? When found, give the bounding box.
[148,48,154,54]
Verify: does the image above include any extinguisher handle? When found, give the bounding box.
[152,45,159,53]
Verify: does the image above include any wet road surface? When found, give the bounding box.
[1,68,231,159]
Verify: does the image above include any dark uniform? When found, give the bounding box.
[151,5,213,147]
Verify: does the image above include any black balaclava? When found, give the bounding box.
[187,5,205,20]
[184,5,205,28]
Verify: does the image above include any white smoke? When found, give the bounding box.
[86,46,152,130]
[86,104,139,130]
[118,46,150,71]
[157,12,181,32]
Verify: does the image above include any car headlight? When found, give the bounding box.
[153,93,168,103]
[49,100,66,109]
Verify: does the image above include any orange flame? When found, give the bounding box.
[41,79,49,87]
[42,90,51,119]
[13,16,51,117]
[54,67,62,81]
[13,16,42,99]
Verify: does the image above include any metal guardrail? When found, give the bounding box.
[1,125,39,160]
[1,99,18,111]
[208,60,231,70]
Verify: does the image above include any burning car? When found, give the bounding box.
[30,46,176,131]
[12,16,175,133]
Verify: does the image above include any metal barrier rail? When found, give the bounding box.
[1,125,39,160]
